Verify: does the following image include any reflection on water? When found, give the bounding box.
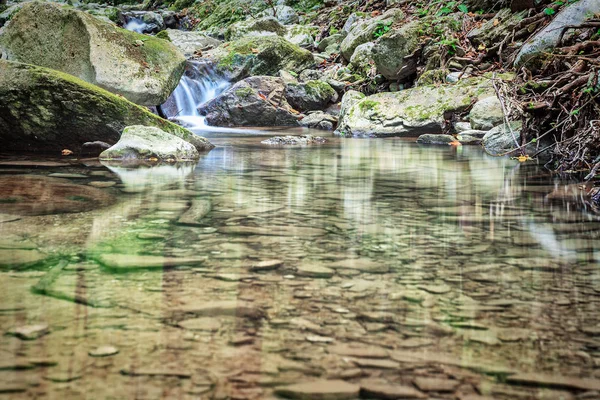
[1,134,600,399]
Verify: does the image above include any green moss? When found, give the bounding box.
[235,86,254,98]
[305,80,335,98]
[155,30,171,41]
[358,99,379,112]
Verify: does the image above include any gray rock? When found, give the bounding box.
[318,33,345,56]
[207,35,314,80]
[338,90,366,124]
[6,324,50,340]
[285,25,319,48]
[340,9,403,61]
[360,380,426,399]
[262,135,327,145]
[337,77,495,137]
[199,76,300,127]
[161,29,221,57]
[469,96,504,130]
[296,263,335,278]
[454,121,472,132]
[416,134,456,145]
[371,20,422,80]
[515,0,600,67]
[285,80,338,112]
[457,134,483,145]
[468,8,527,49]
[178,199,212,226]
[0,2,186,105]
[89,346,119,357]
[298,112,337,130]
[482,121,523,156]
[275,380,360,400]
[96,254,206,271]
[350,42,375,75]
[226,16,286,40]
[260,5,299,25]
[99,126,203,162]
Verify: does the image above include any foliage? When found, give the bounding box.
[373,21,392,39]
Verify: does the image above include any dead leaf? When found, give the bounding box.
[478,44,486,51]
[516,155,532,162]
[61,149,73,156]
[251,48,259,54]
[148,157,159,162]
[449,141,462,146]
[371,10,381,17]
[257,93,267,100]
[493,19,499,26]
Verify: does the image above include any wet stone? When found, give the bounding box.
[89,345,119,357]
[0,249,47,269]
[296,263,335,278]
[250,259,284,271]
[360,380,426,399]
[274,379,360,400]
[96,254,206,271]
[413,377,460,392]
[6,324,49,340]
[178,317,222,332]
[328,344,389,359]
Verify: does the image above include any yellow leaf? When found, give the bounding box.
[478,44,486,51]
[61,149,73,156]
[516,155,531,162]
[493,19,499,26]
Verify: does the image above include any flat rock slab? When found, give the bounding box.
[89,345,119,357]
[506,373,600,391]
[250,259,283,271]
[6,324,49,340]
[350,358,400,370]
[218,225,326,237]
[328,344,389,359]
[174,301,264,320]
[328,258,389,274]
[0,249,46,269]
[177,199,212,226]
[96,254,205,271]
[120,367,192,379]
[178,317,222,332]
[275,379,360,400]
[360,381,426,399]
[296,264,335,278]
[413,377,460,392]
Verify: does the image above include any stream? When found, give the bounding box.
[0,133,599,399]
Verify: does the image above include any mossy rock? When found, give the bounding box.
[207,35,314,80]
[225,16,286,40]
[0,60,213,153]
[284,80,337,112]
[0,1,185,105]
[337,77,497,137]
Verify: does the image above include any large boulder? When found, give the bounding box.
[99,126,200,162]
[284,80,338,112]
[349,42,375,75]
[207,35,315,80]
[467,8,527,49]
[225,17,286,40]
[285,25,319,48]
[199,76,300,127]
[158,29,221,58]
[0,2,185,106]
[514,0,600,68]
[340,9,403,61]
[0,60,213,153]
[317,33,345,56]
[339,90,366,122]
[260,5,299,25]
[482,122,523,155]
[469,96,504,130]
[337,77,495,137]
[371,20,422,80]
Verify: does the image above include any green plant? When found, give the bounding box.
[373,22,392,39]
[437,37,459,55]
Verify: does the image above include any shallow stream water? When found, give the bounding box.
[1,131,599,400]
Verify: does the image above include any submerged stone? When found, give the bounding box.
[275,379,360,400]
[89,346,119,357]
[6,324,50,340]
[0,249,47,269]
[96,254,205,271]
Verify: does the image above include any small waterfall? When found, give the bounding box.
[161,60,230,129]
[123,18,149,33]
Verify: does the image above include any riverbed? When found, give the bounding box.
[0,131,599,399]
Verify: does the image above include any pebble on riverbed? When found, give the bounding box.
[261,135,327,145]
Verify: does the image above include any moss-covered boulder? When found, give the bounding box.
[199,76,300,127]
[99,126,200,162]
[0,60,214,153]
[0,2,185,106]
[284,80,338,112]
[225,16,286,40]
[159,29,221,58]
[207,35,315,80]
[371,20,422,80]
[336,77,496,137]
[284,25,319,48]
[340,9,403,61]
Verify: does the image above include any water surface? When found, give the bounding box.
[0,132,599,399]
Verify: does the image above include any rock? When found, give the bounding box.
[0,249,47,270]
[340,9,403,61]
[95,254,205,271]
[178,318,221,332]
[371,20,422,80]
[468,9,527,49]
[349,42,375,75]
[506,373,600,391]
[262,135,327,145]
[318,33,345,56]
[469,96,504,130]
[217,225,325,236]
[0,175,115,216]
[360,380,426,399]
[329,344,389,359]
[338,90,366,124]
[89,346,119,357]
[337,77,495,137]
[416,134,456,145]
[285,80,338,112]
[481,121,523,156]
[351,359,400,369]
[296,263,335,278]
[515,0,600,68]
[226,16,286,40]
[178,199,212,226]
[173,301,264,320]
[99,126,204,162]
[208,35,314,80]
[458,134,482,145]
[81,141,112,157]
[199,76,300,127]
[285,25,319,48]
[413,377,460,392]
[328,259,389,274]
[275,380,360,400]
[298,112,337,130]
[160,29,221,57]
[6,324,49,340]
[454,121,472,132]
[250,260,283,271]
[261,5,299,25]
[0,2,185,105]
[0,60,203,153]
[457,129,488,138]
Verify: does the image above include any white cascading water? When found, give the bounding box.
[167,60,230,129]
[124,18,148,33]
